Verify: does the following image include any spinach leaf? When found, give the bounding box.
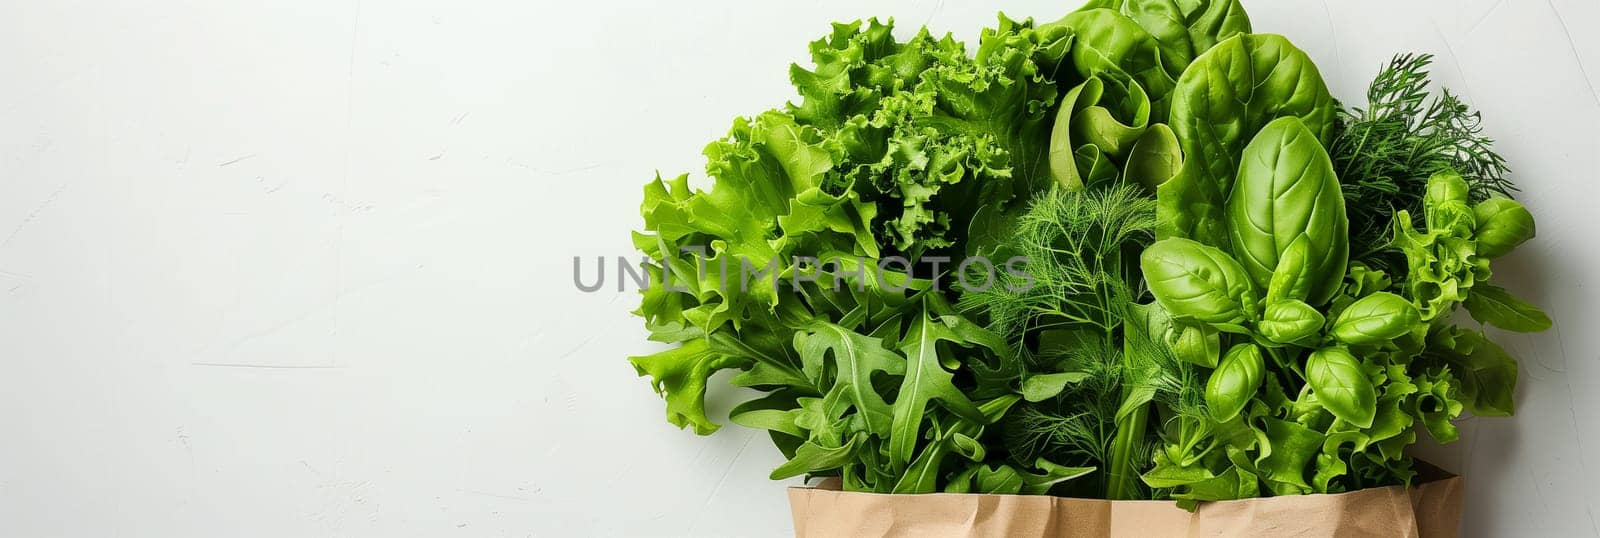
[1079,0,1251,78]
[1158,34,1336,246]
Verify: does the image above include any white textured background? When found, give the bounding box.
[1,0,1595,536]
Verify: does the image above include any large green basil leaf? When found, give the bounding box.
[1306,347,1377,428]
[1226,116,1348,306]
[1463,284,1552,333]
[1141,237,1258,326]
[1158,34,1336,246]
[1206,343,1265,422]
[1330,292,1421,344]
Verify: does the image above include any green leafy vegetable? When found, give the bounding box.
[1329,292,1420,344]
[1330,54,1515,271]
[1225,116,1348,306]
[1140,237,1255,326]
[627,0,1549,509]
[1258,300,1323,345]
[631,15,1082,494]
[1158,33,1336,245]
[1206,343,1264,422]
[1306,347,1377,428]
[1472,197,1537,259]
[1463,284,1552,333]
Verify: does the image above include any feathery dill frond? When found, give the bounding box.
[1330,53,1514,273]
[1003,336,1125,467]
[958,183,1158,343]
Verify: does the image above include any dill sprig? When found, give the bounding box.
[1004,341,1125,467]
[961,184,1177,497]
[1330,53,1515,272]
[957,183,1157,342]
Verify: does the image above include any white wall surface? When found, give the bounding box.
[1,0,1595,536]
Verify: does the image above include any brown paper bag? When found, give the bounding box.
[788,464,1463,537]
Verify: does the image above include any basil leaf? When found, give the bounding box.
[1265,234,1313,305]
[1473,197,1536,258]
[1330,292,1421,344]
[1258,300,1325,345]
[1206,343,1265,422]
[1141,237,1258,326]
[1306,347,1377,428]
[1226,116,1349,306]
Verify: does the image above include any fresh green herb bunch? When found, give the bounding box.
[1330,53,1515,271]
[960,184,1157,496]
[959,184,1157,342]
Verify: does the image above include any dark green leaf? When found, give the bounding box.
[1463,284,1552,333]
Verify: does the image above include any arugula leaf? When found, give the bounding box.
[887,298,991,469]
